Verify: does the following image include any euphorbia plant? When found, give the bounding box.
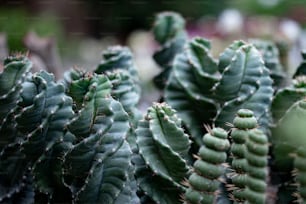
[0,11,306,204]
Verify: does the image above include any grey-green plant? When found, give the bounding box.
[1,11,306,204]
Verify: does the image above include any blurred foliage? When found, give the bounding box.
[0,9,64,52]
[230,0,306,26]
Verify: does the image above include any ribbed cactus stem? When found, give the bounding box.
[184,127,230,204]
[294,148,306,203]
[245,129,268,204]
[229,109,257,202]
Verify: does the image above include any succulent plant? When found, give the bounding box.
[1,11,306,204]
[152,11,188,89]
[134,102,191,204]
[251,39,287,89]
[184,127,230,204]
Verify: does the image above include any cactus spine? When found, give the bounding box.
[184,127,230,204]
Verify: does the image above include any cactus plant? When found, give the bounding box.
[184,127,230,204]
[251,39,287,89]
[213,44,274,135]
[1,11,306,204]
[227,109,258,202]
[134,102,191,203]
[152,11,188,89]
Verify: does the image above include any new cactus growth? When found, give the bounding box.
[244,129,268,204]
[184,127,230,204]
[228,109,258,202]
[152,11,187,89]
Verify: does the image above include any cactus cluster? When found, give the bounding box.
[0,11,306,204]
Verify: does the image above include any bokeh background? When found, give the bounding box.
[1,0,306,106]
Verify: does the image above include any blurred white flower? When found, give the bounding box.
[217,9,243,35]
[280,19,301,42]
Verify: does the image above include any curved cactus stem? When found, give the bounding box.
[272,99,306,171]
[63,73,132,203]
[135,102,191,203]
[165,37,219,146]
[218,40,246,73]
[251,39,287,89]
[0,56,31,151]
[184,127,230,204]
[14,71,74,201]
[152,11,187,90]
[95,46,140,89]
[214,44,273,135]
[272,76,306,123]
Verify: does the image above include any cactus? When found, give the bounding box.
[1,11,306,204]
[152,11,188,89]
[95,46,140,89]
[244,129,268,204]
[271,76,306,123]
[184,127,230,204]
[214,44,274,135]
[251,39,287,89]
[227,109,258,202]
[272,99,306,171]
[272,99,306,203]
[15,71,75,201]
[0,55,31,150]
[63,73,136,203]
[135,102,191,203]
[165,37,219,146]
[94,46,142,150]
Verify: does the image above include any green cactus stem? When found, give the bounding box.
[251,39,286,89]
[184,127,230,204]
[244,129,268,204]
[135,102,191,204]
[228,109,258,203]
[152,11,188,89]
[271,76,306,123]
[165,37,219,146]
[214,44,273,135]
